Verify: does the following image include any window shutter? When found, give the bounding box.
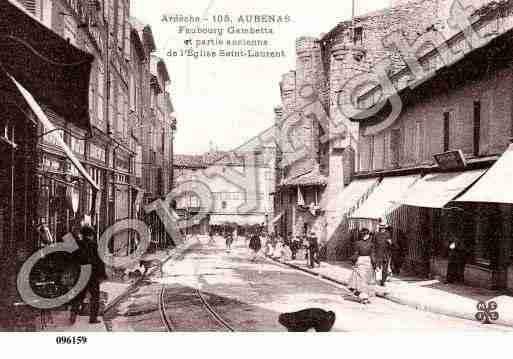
[89,63,97,124]
[23,0,38,16]
[124,2,131,60]
[108,0,115,34]
[97,63,105,130]
[109,72,116,134]
[117,0,124,49]
[117,82,123,137]
[390,129,402,167]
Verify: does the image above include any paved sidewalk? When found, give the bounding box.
[42,238,198,331]
[269,256,513,327]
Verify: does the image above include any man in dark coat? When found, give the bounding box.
[373,222,392,286]
[69,225,106,324]
[390,228,407,275]
[306,230,320,268]
[446,236,467,283]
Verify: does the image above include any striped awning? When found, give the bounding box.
[10,74,100,192]
[397,169,486,208]
[271,212,283,224]
[351,175,420,220]
[455,145,512,204]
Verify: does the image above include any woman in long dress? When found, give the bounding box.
[249,231,262,261]
[348,228,376,304]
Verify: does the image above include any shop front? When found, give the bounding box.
[112,153,132,256]
[452,143,513,290]
[397,168,498,286]
[0,0,97,329]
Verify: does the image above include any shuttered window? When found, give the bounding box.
[123,92,129,142]
[97,63,105,130]
[89,64,97,124]
[23,0,39,16]
[109,72,116,134]
[117,0,124,50]
[124,2,131,60]
[117,82,123,138]
[415,121,423,163]
[108,0,115,34]
[390,128,402,167]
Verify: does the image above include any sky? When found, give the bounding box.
[130,0,392,155]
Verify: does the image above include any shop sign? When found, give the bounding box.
[42,155,63,172]
[89,143,106,163]
[70,135,85,156]
[433,150,467,171]
[116,156,130,172]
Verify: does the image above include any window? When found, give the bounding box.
[369,135,375,170]
[63,16,77,46]
[354,27,363,45]
[117,0,124,50]
[390,129,402,167]
[109,72,116,133]
[97,64,105,129]
[117,82,123,137]
[161,130,165,153]
[221,201,227,210]
[443,111,450,152]
[415,121,423,162]
[129,73,137,111]
[22,0,39,16]
[473,101,481,156]
[89,66,97,123]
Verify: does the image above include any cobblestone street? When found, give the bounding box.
[104,236,512,332]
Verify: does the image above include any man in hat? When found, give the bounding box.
[307,230,320,268]
[374,219,392,286]
[69,224,106,324]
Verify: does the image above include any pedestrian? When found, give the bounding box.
[374,221,392,286]
[69,224,107,324]
[446,236,467,283]
[306,230,320,268]
[208,229,215,245]
[347,228,376,304]
[225,231,234,252]
[290,234,300,260]
[390,227,407,276]
[249,230,262,261]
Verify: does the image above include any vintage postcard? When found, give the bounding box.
[1,0,513,341]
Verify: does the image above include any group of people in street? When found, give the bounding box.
[258,230,321,268]
[348,221,407,304]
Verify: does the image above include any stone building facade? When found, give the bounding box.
[351,0,513,290]
[173,150,275,234]
[275,0,513,281]
[0,0,177,329]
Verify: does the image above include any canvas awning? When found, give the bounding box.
[10,74,100,192]
[397,169,486,208]
[209,214,266,226]
[351,175,420,220]
[322,178,378,217]
[0,0,94,131]
[271,212,283,224]
[455,145,513,204]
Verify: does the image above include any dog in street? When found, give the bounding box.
[278,308,336,332]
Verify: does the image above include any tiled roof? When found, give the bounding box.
[173,154,208,168]
[280,167,327,187]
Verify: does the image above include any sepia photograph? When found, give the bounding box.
[1,0,513,348]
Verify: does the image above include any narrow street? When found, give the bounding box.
[104,236,512,332]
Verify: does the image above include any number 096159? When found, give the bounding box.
[55,336,88,344]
